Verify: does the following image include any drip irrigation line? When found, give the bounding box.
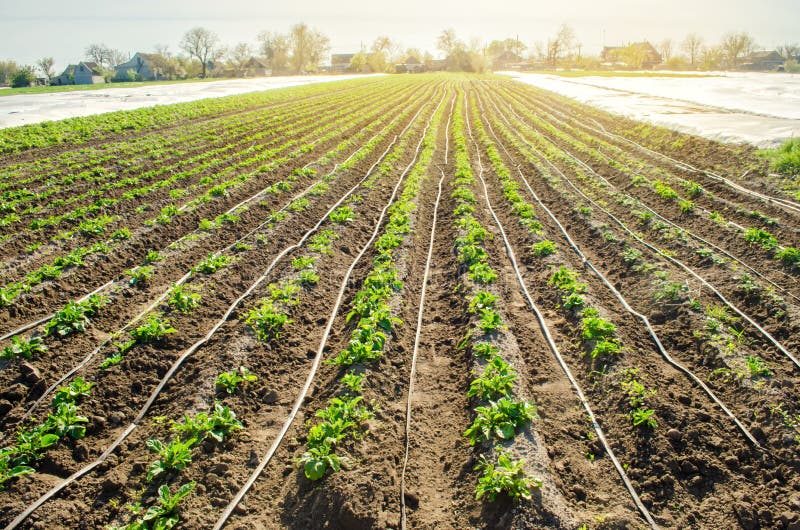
[497,82,800,216]
[0,82,424,341]
[210,90,447,530]
[400,169,445,530]
[584,118,800,216]
[3,93,440,530]
[462,92,659,530]
[484,89,799,371]
[7,106,414,433]
[476,91,763,448]
[491,89,800,304]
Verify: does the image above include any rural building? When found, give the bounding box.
[114,53,163,81]
[742,51,785,71]
[74,62,105,84]
[601,42,662,69]
[331,53,356,73]
[242,57,271,77]
[395,56,424,73]
[52,64,77,85]
[492,50,523,70]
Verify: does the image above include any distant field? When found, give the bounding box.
[0,74,798,530]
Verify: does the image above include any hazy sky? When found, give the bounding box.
[1,0,798,71]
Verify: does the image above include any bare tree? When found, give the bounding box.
[36,57,55,80]
[658,39,673,63]
[681,33,704,66]
[777,43,800,61]
[437,28,461,57]
[720,31,756,69]
[228,42,252,77]
[288,23,329,74]
[180,27,221,78]
[108,49,128,68]
[257,31,290,73]
[700,45,724,71]
[84,43,113,68]
[84,43,126,70]
[546,24,576,67]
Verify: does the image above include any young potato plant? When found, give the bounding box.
[472,342,500,360]
[131,313,177,344]
[144,250,163,264]
[531,240,557,257]
[215,367,258,394]
[1,335,46,360]
[192,254,232,275]
[743,227,779,251]
[45,294,109,337]
[171,402,243,443]
[468,263,499,284]
[464,398,538,445]
[309,229,339,254]
[468,356,517,402]
[245,299,293,342]
[468,291,499,314]
[167,283,202,313]
[477,308,505,334]
[127,265,155,287]
[620,369,658,430]
[329,206,356,224]
[298,269,320,288]
[145,437,197,482]
[474,449,541,502]
[108,481,196,530]
[0,378,92,490]
[297,395,372,480]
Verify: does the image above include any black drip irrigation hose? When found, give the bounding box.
[5,110,412,436]
[499,82,800,216]
[584,117,800,216]
[480,93,764,451]
[462,92,659,530]
[210,91,447,530]
[484,90,799,372]
[400,102,454,530]
[399,168,446,530]
[492,89,800,303]
[0,82,427,342]
[2,92,441,530]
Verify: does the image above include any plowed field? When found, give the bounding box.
[1,74,798,530]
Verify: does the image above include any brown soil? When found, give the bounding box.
[1,76,797,530]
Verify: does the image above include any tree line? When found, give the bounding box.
[0,22,332,87]
[1,23,798,87]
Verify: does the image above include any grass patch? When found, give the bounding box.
[758,139,800,177]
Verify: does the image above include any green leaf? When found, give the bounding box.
[304,458,327,481]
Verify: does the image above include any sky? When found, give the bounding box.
[1,0,798,72]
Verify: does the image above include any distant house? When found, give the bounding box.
[331,53,356,73]
[742,51,785,71]
[492,51,523,70]
[395,56,424,73]
[53,64,77,85]
[114,53,163,81]
[242,57,271,77]
[602,42,662,69]
[74,62,105,84]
